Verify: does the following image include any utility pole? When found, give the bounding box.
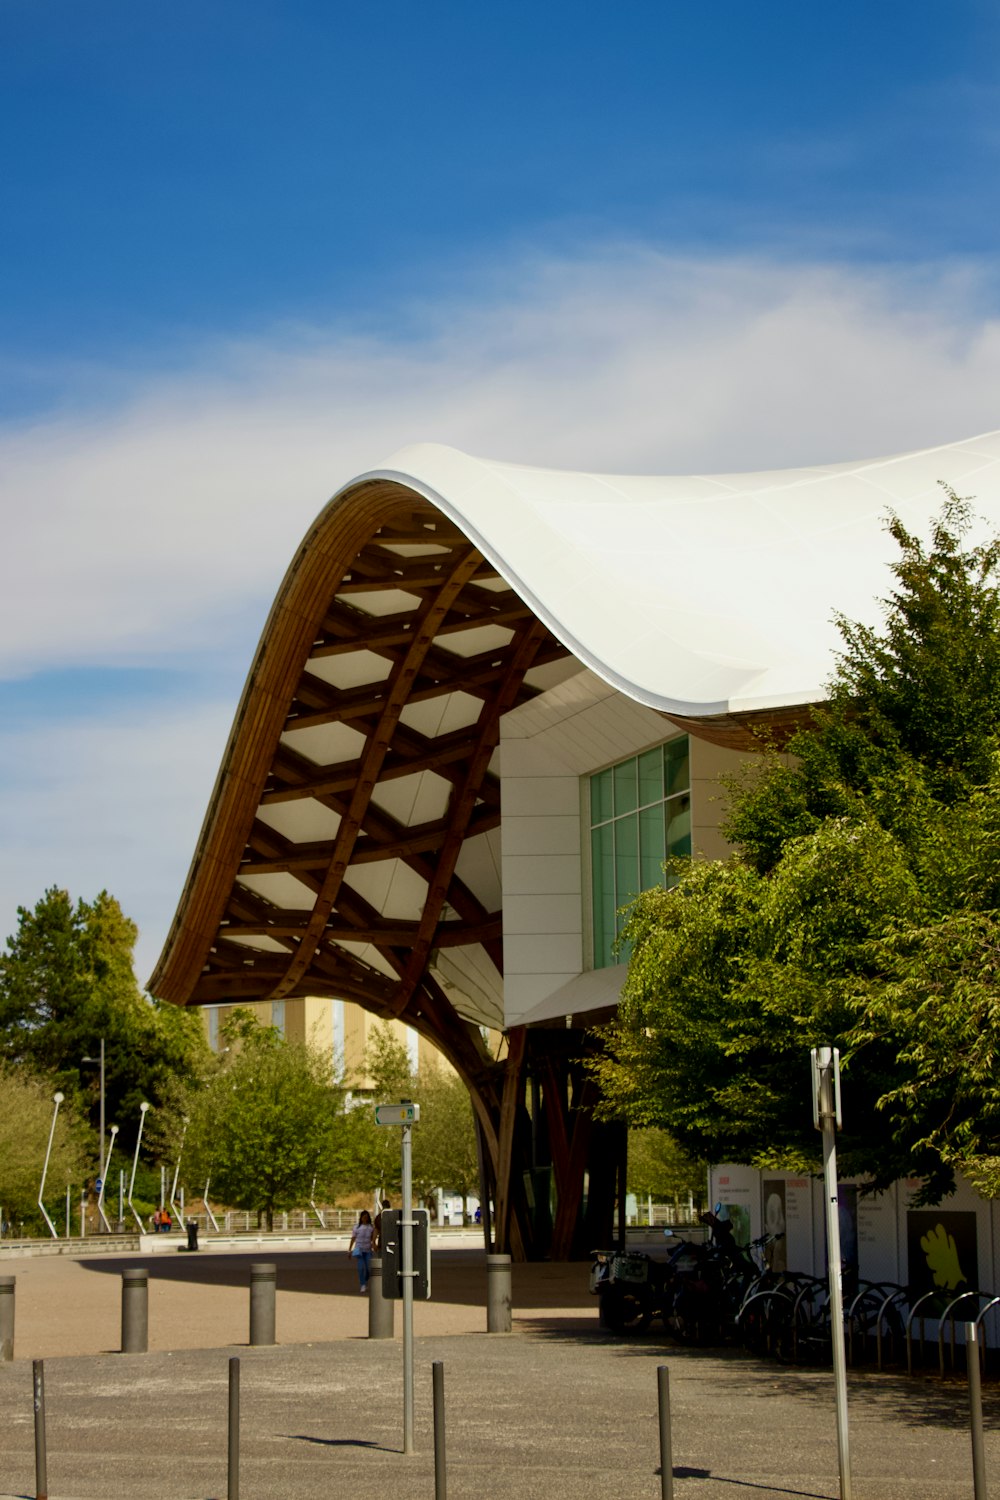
[812,1046,851,1500]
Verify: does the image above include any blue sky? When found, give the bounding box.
[2,0,1000,980]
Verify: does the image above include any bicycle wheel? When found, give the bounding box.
[601,1286,652,1333]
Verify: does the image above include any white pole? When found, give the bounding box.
[402,1110,415,1455]
[99,1038,105,1174]
[203,1180,220,1234]
[97,1125,118,1232]
[169,1117,189,1224]
[37,1092,64,1238]
[813,1047,852,1500]
[128,1103,150,1232]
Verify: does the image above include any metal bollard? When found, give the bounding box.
[249,1263,276,1346]
[486,1253,512,1333]
[0,1275,14,1361]
[658,1364,674,1500]
[121,1268,148,1354]
[433,1359,447,1500]
[228,1356,240,1500]
[33,1359,47,1500]
[966,1322,987,1500]
[368,1256,394,1339]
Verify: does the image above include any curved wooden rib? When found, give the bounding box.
[149,474,808,1256]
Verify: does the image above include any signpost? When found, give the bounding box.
[812,1046,851,1500]
[375,1098,421,1454]
[380,1209,431,1299]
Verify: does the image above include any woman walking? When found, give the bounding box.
[349,1209,376,1293]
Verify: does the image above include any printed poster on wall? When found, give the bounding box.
[907,1211,978,1295]
[762,1178,787,1271]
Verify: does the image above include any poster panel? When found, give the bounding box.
[906,1211,979,1296]
[762,1178,787,1270]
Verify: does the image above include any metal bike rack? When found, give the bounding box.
[790,1278,829,1365]
[875,1287,909,1371]
[906,1290,947,1375]
[737,1287,795,1358]
[845,1282,902,1367]
[937,1290,988,1377]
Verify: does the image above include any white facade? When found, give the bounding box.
[499,666,747,1027]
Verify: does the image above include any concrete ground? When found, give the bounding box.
[0,1241,996,1499]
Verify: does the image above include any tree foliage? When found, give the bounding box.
[184,1011,347,1229]
[413,1068,480,1215]
[335,1023,481,1212]
[594,494,1000,1200]
[626,1129,706,1209]
[0,1062,91,1233]
[0,888,209,1158]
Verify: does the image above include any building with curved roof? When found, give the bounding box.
[150,429,1000,1257]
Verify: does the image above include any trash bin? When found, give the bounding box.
[185,1219,199,1252]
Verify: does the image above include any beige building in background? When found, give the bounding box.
[200,998,454,1093]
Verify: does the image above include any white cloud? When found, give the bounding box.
[0,697,232,985]
[3,248,1000,682]
[2,244,999,978]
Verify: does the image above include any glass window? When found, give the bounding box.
[613,758,637,817]
[588,736,691,967]
[638,746,663,807]
[665,737,690,797]
[591,767,614,824]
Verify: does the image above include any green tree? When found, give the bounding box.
[626,1129,706,1213]
[413,1068,480,1219]
[0,1063,91,1234]
[184,1011,347,1229]
[594,496,1000,1200]
[334,1023,416,1199]
[0,888,209,1157]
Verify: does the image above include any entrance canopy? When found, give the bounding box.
[150,432,1000,1038]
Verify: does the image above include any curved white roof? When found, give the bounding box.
[352,430,1000,718]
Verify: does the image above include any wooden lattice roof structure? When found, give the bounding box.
[150,432,1000,1040]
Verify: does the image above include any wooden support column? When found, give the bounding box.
[493,1026,529,1259]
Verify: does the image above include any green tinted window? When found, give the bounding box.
[613,758,637,817]
[589,737,691,967]
[638,747,663,807]
[591,823,616,968]
[665,737,690,797]
[591,767,613,824]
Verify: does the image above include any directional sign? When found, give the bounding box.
[374,1102,420,1125]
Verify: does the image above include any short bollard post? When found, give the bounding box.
[433,1359,446,1500]
[658,1364,674,1500]
[121,1267,148,1354]
[33,1359,47,1500]
[368,1256,394,1339]
[228,1356,240,1500]
[249,1262,276,1346]
[486,1253,512,1333]
[0,1275,14,1361]
[966,1322,987,1500]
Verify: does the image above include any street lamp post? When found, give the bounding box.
[81,1041,106,1175]
[127,1103,151,1233]
[169,1116,189,1225]
[37,1092,65,1239]
[96,1124,119,1233]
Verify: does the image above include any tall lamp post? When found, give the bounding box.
[96,1124,119,1233]
[169,1116,189,1225]
[127,1102,151,1233]
[38,1092,65,1239]
[81,1040,106,1175]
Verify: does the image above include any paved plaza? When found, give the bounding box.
[0,1242,996,1499]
